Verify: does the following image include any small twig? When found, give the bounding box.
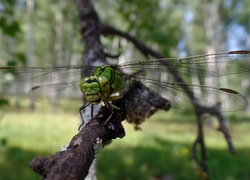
[212,111,236,154]
[192,112,209,179]
[99,23,161,58]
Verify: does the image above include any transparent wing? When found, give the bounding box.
[133,76,248,112]
[27,80,83,106]
[2,50,249,85]
[119,51,249,112]
[0,65,97,105]
[0,65,97,82]
[1,50,249,110]
[118,50,250,77]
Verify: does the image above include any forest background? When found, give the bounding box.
[0,0,250,179]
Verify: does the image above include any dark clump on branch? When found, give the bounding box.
[123,81,171,130]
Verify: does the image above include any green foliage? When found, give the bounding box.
[0,0,82,68]
[95,0,186,57]
[0,17,20,37]
[97,112,250,179]
[98,137,196,179]
[0,98,9,107]
[0,146,41,180]
[0,0,21,37]
[0,0,23,68]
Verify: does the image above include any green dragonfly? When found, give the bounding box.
[1,50,250,125]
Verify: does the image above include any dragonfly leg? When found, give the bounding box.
[114,97,126,123]
[102,100,114,125]
[78,102,91,131]
[91,104,94,117]
[102,97,125,125]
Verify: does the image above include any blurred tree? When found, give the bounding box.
[0,0,22,66]
[1,0,250,179]
[1,0,249,67]
[95,0,186,59]
[0,0,82,109]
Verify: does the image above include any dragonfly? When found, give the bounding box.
[1,50,250,126]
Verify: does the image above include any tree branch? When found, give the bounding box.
[99,23,162,58]
[29,81,170,179]
[78,0,106,76]
[30,108,125,179]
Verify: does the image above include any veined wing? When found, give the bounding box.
[0,65,97,83]
[118,50,250,77]
[129,76,248,112]
[2,50,249,84]
[1,51,249,110]
[0,65,97,105]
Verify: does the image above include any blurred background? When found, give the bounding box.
[0,0,250,179]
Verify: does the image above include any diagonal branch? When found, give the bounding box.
[29,102,125,179]
[29,81,171,179]
[99,23,162,58]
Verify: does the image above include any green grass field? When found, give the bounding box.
[0,104,250,180]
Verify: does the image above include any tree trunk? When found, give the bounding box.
[26,0,35,110]
[203,0,226,106]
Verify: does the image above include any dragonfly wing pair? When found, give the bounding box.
[0,50,249,113]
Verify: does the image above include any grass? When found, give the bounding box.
[0,104,79,180]
[0,104,250,180]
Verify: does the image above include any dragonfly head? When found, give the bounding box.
[80,75,111,103]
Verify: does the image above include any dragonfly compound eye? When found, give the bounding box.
[95,76,111,94]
